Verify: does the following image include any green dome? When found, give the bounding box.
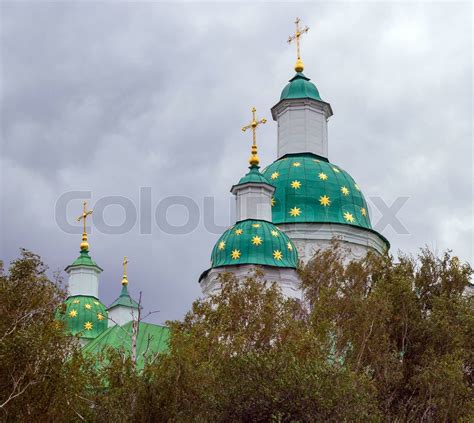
[262,154,380,233]
[280,73,322,101]
[211,220,298,269]
[235,165,272,186]
[59,295,108,340]
[65,250,102,271]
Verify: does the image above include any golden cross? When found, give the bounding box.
[287,17,309,72]
[241,107,267,166]
[122,256,129,285]
[76,201,93,251]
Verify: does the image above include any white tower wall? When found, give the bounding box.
[67,266,101,298]
[272,99,332,159]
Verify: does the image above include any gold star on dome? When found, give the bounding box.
[72,299,80,304]
[231,249,241,260]
[271,197,276,207]
[361,207,367,217]
[355,184,361,191]
[97,313,105,321]
[292,162,301,167]
[287,242,293,251]
[69,309,78,318]
[218,241,226,250]
[84,321,93,331]
[252,223,261,228]
[94,301,99,306]
[333,167,340,173]
[271,230,279,237]
[289,207,301,217]
[291,180,301,189]
[271,172,280,180]
[319,195,331,207]
[313,159,320,163]
[251,236,263,246]
[318,172,328,181]
[343,212,355,223]
[341,186,350,196]
[273,250,283,261]
[235,229,243,235]
[84,304,92,310]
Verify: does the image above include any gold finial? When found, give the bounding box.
[76,201,93,251]
[287,17,309,72]
[241,107,267,166]
[122,256,129,285]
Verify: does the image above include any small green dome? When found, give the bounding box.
[211,220,298,269]
[235,165,272,186]
[280,73,322,101]
[66,250,102,271]
[59,295,108,340]
[262,154,387,241]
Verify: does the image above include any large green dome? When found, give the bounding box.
[211,220,298,269]
[262,154,379,232]
[280,73,322,101]
[59,295,108,340]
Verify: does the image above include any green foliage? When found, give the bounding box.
[0,249,97,421]
[300,244,474,422]
[1,246,472,422]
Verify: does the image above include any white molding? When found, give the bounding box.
[277,222,388,263]
[200,264,302,300]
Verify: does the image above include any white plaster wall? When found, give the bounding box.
[67,266,100,298]
[234,184,274,222]
[272,99,331,159]
[277,223,388,264]
[200,264,302,300]
[108,306,135,327]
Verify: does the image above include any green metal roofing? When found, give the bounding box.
[280,73,322,101]
[211,219,298,269]
[59,295,108,340]
[108,284,139,310]
[262,154,388,246]
[235,165,273,186]
[82,321,170,370]
[65,250,102,271]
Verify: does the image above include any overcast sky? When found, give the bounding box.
[1,1,472,323]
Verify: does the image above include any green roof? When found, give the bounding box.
[211,219,298,269]
[58,295,108,340]
[234,165,273,186]
[262,154,389,246]
[82,321,170,370]
[280,73,322,101]
[65,250,102,271]
[108,284,139,310]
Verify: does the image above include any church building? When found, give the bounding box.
[59,18,389,360]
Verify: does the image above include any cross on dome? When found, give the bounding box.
[76,201,93,251]
[241,107,267,166]
[287,17,310,72]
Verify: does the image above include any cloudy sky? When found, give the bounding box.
[1,1,472,323]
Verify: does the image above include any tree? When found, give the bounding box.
[141,271,379,422]
[0,249,96,421]
[300,244,474,422]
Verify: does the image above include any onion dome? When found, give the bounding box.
[262,154,389,246]
[211,219,298,268]
[109,284,139,310]
[60,295,108,340]
[235,164,272,186]
[280,72,322,102]
[82,321,170,370]
[65,249,102,271]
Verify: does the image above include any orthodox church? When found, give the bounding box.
[59,18,389,360]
